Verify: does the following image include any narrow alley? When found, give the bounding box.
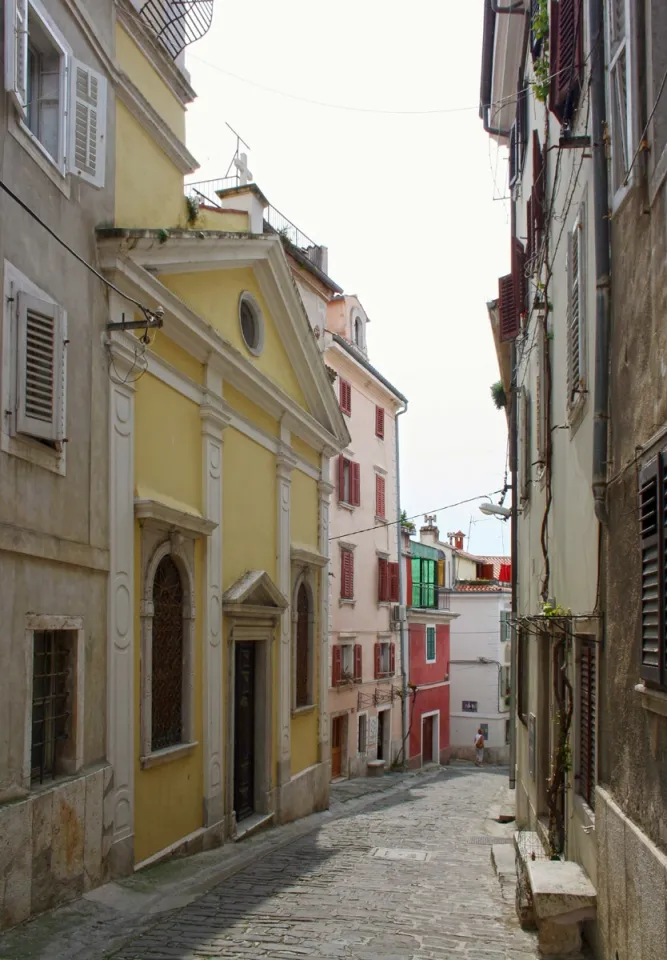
[0,768,538,960]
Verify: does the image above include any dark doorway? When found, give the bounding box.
[422,715,434,764]
[331,716,343,779]
[295,583,309,707]
[234,642,255,822]
[377,710,386,761]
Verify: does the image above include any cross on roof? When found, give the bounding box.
[234,151,253,186]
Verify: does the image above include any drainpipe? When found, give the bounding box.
[509,342,518,790]
[395,403,409,769]
[590,0,611,523]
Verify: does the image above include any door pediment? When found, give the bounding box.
[223,570,288,623]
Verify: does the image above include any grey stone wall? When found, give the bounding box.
[278,762,329,824]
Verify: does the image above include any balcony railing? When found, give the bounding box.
[410,585,451,611]
[140,1,214,60]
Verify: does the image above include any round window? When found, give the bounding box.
[238,294,264,356]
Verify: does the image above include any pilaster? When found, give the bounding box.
[276,424,296,787]
[105,310,137,877]
[318,453,335,761]
[200,370,230,829]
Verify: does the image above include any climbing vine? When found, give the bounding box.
[532,0,550,103]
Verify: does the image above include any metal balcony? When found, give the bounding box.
[140,1,214,59]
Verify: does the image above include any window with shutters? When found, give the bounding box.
[567,203,586,420]
[338,456,360,507]
[374,641,394,679]
[549,0,583,126]
[606,0,637,204]
[375,405,385,439]
[339,378,352,415]
[340,549,355,600]
[4,0,107,186]
[639,453,667,689]
[375,473,386,519]
[426,626,436,664]
[411,558,437,608]
[378,558,400,603]
[578,638,596,808]
[2,263,68,473]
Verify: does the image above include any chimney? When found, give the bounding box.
[420,514,439,545]
[448,531,465,551]
[216,183,268,235]
[306,245,328,275]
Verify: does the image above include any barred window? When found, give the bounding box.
[151,555,184,751]
[31,630,71,783]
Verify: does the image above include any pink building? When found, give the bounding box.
[325,296,408,779]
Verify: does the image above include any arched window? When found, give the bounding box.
[295,582,310,708]
[151,555,184,750]
[354,316,363,347]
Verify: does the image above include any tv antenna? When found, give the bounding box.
[224,122,253,185]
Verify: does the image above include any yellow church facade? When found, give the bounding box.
[102,5,348,873]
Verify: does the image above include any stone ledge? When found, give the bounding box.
[527,860,597,921]
[367,760,386,777]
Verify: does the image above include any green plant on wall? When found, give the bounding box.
[532,0,550,103]
[491,380,507,410]
[185,194,200,228]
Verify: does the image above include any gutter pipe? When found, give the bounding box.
[509,342,518,789]
[395,403,409,769]
[590,0,611,522]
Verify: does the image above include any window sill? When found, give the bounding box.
[635,682,667,718]
[425,658,437,665]
[9,111,71,198]
[1,428,66,476]
[375,516,388,524]
[567,394,588,435]
[375,673,395,681]
[140,741,198,769]
[338,501,355,512]
[339,598,355,607]
[292,704,317,717]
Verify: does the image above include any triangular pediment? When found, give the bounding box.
[222,570,288,611]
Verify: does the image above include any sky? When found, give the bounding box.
[185,0,511,556]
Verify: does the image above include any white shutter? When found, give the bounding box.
[16,293,65,442]
[4,0,28,116]
[567,204,585,408]
[67,59,107,188]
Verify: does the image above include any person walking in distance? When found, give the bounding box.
[474,727,485,766]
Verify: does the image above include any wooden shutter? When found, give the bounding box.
[551,0,582,120]
[16,293,65,442]
[338,456,346,502]
[579,640,596,807]
[437,559,445,587]
[512,236,527,321]
[374,642,381,679]
[389,562,400,602]
[332,645,342,686]
[533,131,545,242]
[68,60,107,188]
[517,73,528,172]
[375,474,386,518]
[526,195,534,266]
[567,205,585,407]
[375,405,385,438]
[354,643,362,682]
[378,558,389,602]
[498,274,519,342]
[389,643,396,676]
[351,461,361,506]
[339,378,351,415]
[4,0,28,115]
[411,557,421,607]
[639,458,662,684]
[341,550,354,600]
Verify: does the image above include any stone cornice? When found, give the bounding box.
[115,72,198,174]
[134,499,217,536]
[291,546,329,568]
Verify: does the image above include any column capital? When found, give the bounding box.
[200,391,232,437]
[276,443,297,480]
[318,480,335,499]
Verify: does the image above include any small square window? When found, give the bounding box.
[426,626,436,663]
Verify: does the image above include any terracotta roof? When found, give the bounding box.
[454,583,511,593]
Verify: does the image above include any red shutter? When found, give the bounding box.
[338,456,346,502]
[512,236,527,321]
[389,562,400,602]
[378,558,388,602]
[389,643,396,676]
[332,645,342,686]
[374,642,381,679]
[354,643,362,682]
[551,0,582,119]
[499,563,512,583]
[375,475,386,518]
[526,194,534,266]
[341,550,354,599]
[533,131,544,240]
[340,379,351,415]
[498,274,518,342]
[375,405,385,438]
[351,461,361,506]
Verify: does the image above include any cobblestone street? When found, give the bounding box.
[108,768,536,960]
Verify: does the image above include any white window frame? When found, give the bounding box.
[567,202,587,426]
[425,625,437,664]
[22,615,85,791]
[606,0,638,209]
[378,640,391,677]
[2,260,67,475]
[4,0,107,188]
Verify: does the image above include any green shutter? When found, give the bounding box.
[426,560,435,607]
[412,557,421,607]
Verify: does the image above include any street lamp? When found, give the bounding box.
[479,501,512,519]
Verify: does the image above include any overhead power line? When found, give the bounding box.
[329,491,505,542]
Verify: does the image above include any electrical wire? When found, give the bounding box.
[0,179,155,322]
[329,491,504,542]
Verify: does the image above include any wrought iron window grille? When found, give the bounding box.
[140,1,214,60]
[31,631,70,784]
